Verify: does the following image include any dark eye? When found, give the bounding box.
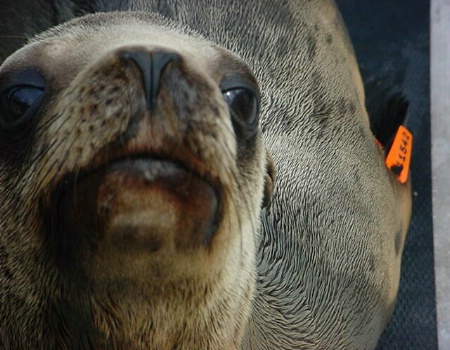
[223,88,259,136]
[0,85,44,130]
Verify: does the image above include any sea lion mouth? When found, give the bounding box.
[53,153,221,263]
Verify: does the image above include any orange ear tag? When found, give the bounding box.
[385,125,413,184]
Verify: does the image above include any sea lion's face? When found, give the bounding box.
[0,12,272,348]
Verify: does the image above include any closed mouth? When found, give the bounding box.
[48,149,222,269]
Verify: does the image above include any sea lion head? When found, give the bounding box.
[0,12,274,349]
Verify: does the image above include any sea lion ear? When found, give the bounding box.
[262,150,276,208]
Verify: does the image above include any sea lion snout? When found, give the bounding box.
[50,45,231,267]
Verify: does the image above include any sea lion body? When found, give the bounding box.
[0,1,411,349]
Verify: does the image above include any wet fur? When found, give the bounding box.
[0,1,411,349]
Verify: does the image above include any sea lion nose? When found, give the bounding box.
[120,49,181,111]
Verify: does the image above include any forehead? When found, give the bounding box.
[1,12,233,81]
[43,14,214,58]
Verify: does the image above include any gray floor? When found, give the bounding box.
[432,0,450,348]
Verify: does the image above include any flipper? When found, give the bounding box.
[363,71,412,184]
[362,72,409,147]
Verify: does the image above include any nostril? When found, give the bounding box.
[120,49,181,111]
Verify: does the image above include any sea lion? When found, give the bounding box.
[0,1,412,349]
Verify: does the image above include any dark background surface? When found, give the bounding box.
[335,1,437,349]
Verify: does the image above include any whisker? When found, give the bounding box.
[0,35,28,39]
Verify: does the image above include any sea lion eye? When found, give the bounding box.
[0,85,44,129]
[223,87,259,137]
